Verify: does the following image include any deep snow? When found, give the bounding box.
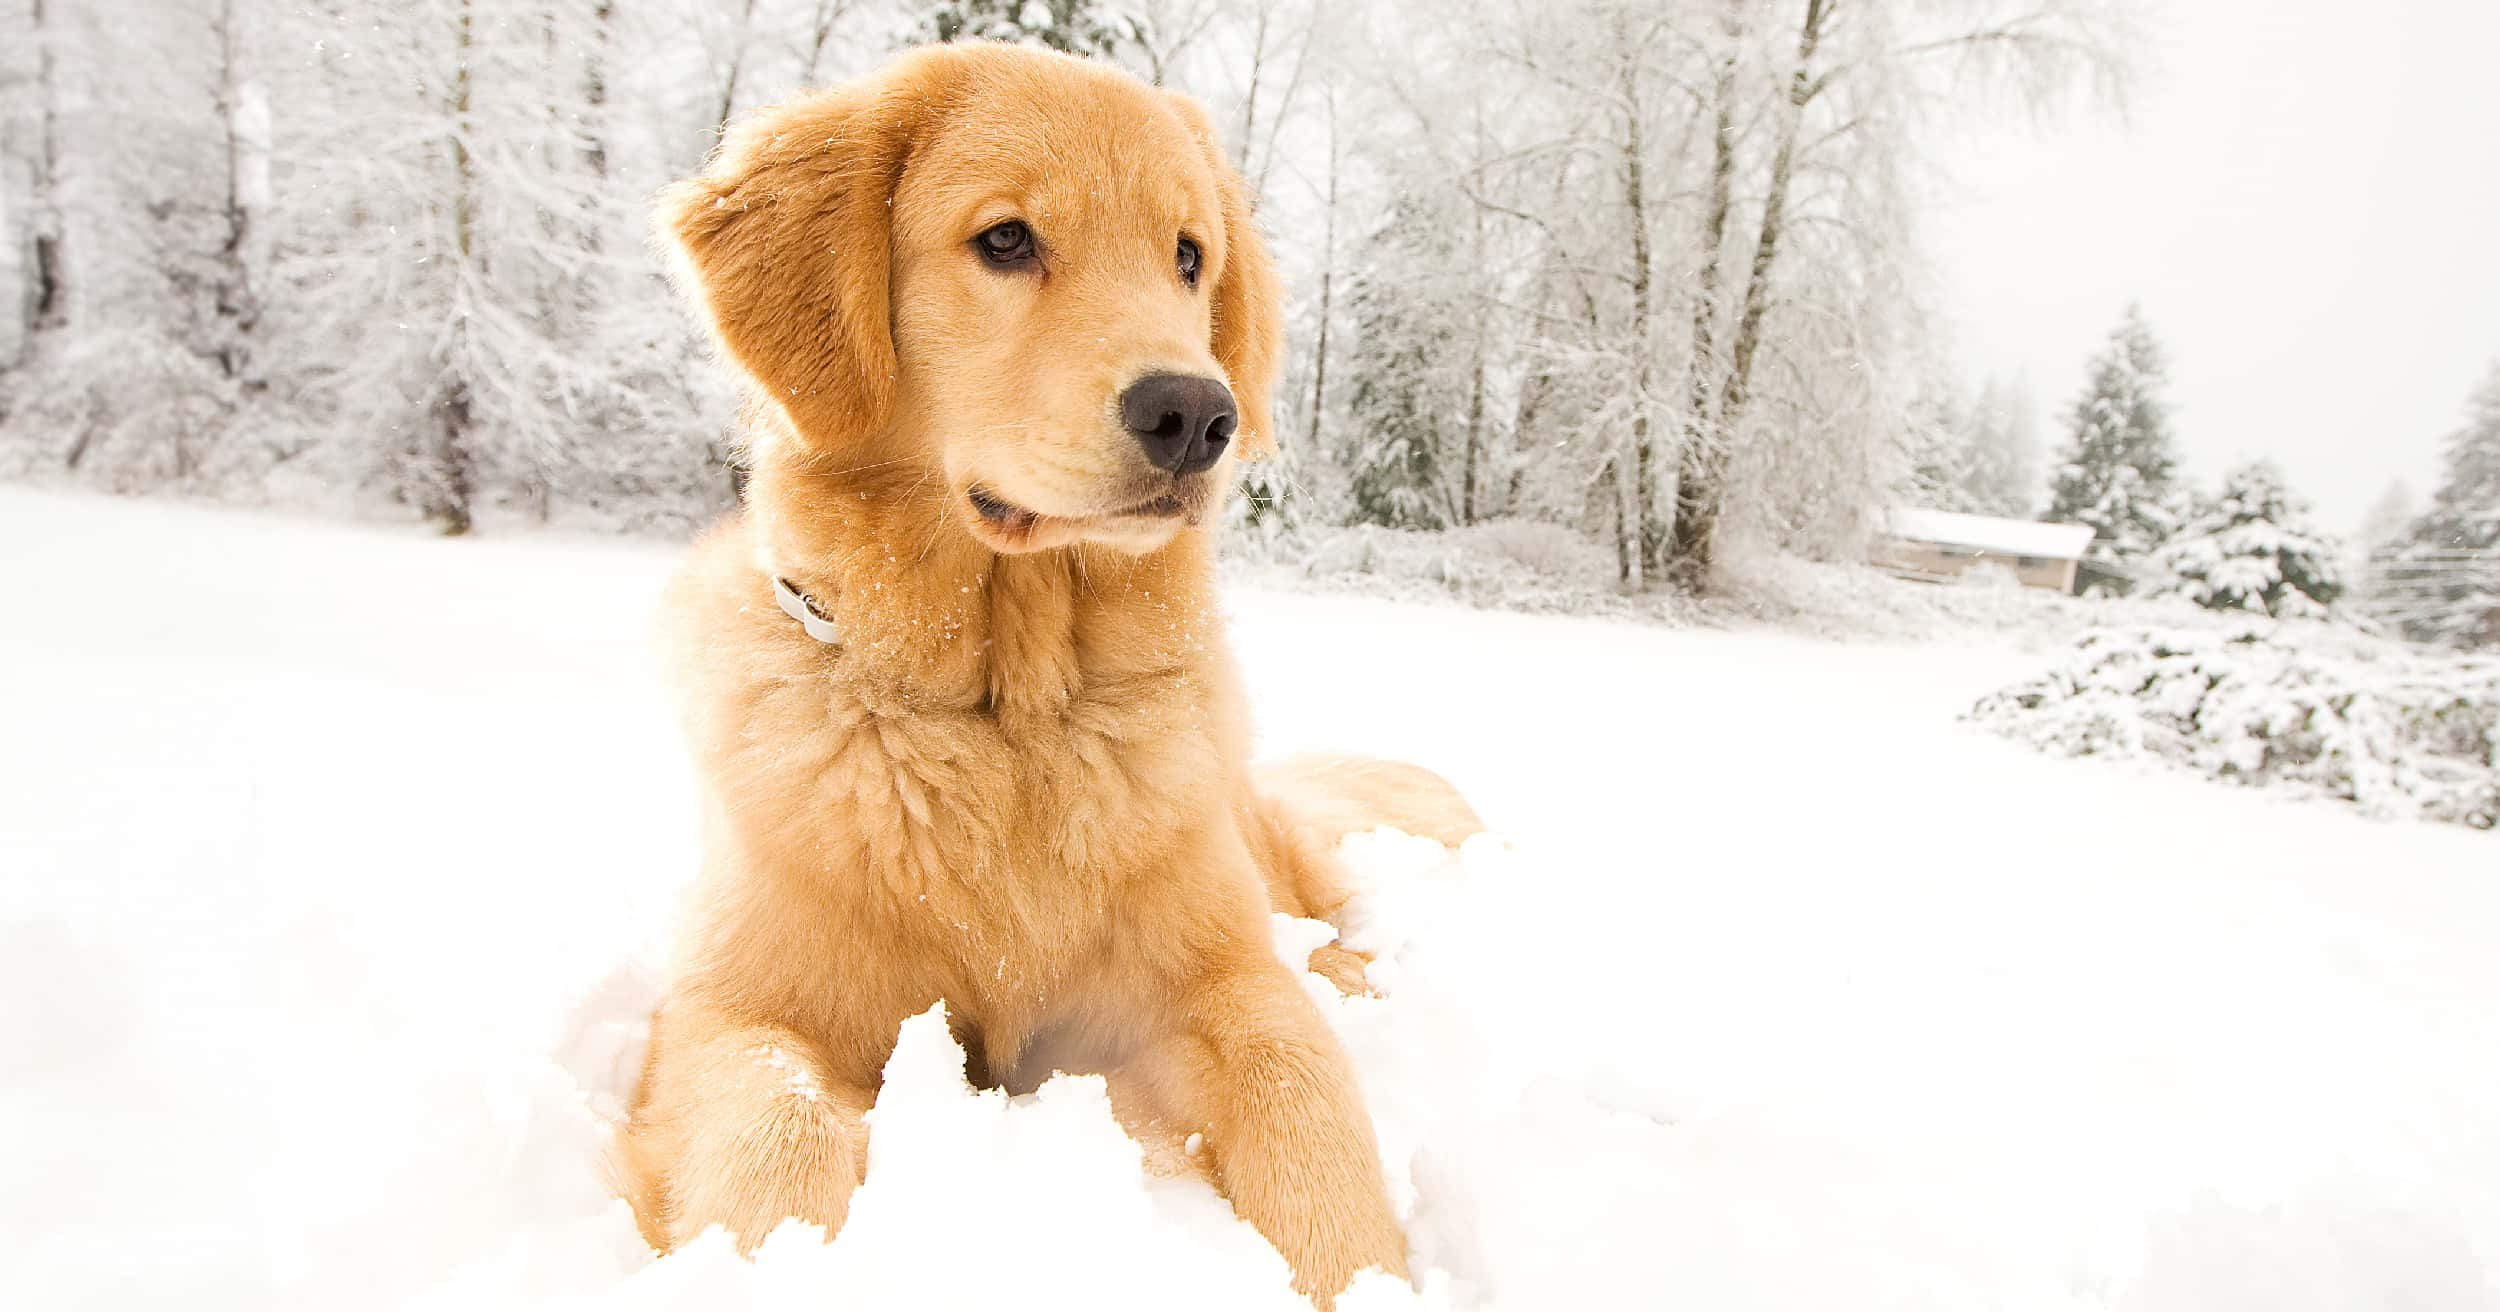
[3,488,2495,1310]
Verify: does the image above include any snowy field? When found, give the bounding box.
[4,486,2496,1310]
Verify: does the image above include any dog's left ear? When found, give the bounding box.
[1170,97,1285,460]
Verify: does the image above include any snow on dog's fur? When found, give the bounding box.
[621,43,1480,1306]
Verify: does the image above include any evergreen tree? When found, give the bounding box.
[922,0,1136,57]
[2149,460,2344,619]
[2047,304,2184,588]
[1902,389,1983,514]
[1904,377,2043,518]
[2392,364,2500,648]
[1963,376,2041,517]
[2357,479,2416,550]
[1337,195,1460,531]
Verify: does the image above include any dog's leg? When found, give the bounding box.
[1114,950,1407,1305]
[624,1002,871,1253]
[1245,757,1481,997]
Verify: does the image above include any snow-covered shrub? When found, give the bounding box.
[0,330,244,495]
[1230,519,1685,620]
[2383,364,2500,649]
[2148,460,2344,619]
[1970,625,2499,828]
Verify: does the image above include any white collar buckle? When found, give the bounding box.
[772,575,843,646]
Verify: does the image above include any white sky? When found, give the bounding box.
[1927,0,2500,532]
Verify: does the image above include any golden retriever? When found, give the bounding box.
[622,42,1481,1305]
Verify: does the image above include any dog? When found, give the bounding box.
[622,42,1482,1306]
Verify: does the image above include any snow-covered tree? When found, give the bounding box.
[2390,365,2500,649]
[258,0,725,532]
[1903,375,2041,518]
[0,0,266,489]
[0,0,2140,575]
[1667,0,2130,590]
[921,0,1135,56]
[2149,460,2343,619]
[2358,479,2416,550]
[1962,376,2043,518]
[1339,194,1460,531]
[2048,303,2185,587]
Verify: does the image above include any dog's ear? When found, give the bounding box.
[659,63,945,445]
[1170,98,1285,460]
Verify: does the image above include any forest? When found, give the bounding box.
[0,0,2491,643]
[0,0,2148,574]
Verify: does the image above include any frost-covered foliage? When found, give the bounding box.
[1235,519,1682,620]
[1230,516,2102,642]
[1904,376,2042,519]
[1971,625,2500,829]
[2377,363,2500,649]
[0,0,2132,564]
[2047,303,2184,587]
[259,0,720,533]
[1296,0,2124,588]
[2148,460,2344,619]
[921,0,1137,56]
[1339,192,1464,532]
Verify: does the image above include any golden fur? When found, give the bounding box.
[623,43,1481,1305]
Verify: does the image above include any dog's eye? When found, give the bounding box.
[974,220,1037,269]
[1176,237,1202,289]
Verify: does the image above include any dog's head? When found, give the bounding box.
[663,44,1281,556]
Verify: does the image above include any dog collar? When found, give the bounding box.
[772,575,843,645]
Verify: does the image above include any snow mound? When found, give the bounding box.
[1969,624,2500,828]
[431,832,1524,1309]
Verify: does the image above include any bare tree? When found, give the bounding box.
[1303,85,1339,451]
[1664,0,2131,587]
[1130,0,1220,87]
[26,0,65,344]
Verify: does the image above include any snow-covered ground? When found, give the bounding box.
[4,487,2495,1310]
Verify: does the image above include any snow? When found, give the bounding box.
[1882,505,2096,561]
[4,487,2498,1310]
[1972,623,2498,828]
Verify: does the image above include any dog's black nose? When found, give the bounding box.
[1120,373,1237,475]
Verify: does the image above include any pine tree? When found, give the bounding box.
[2149,460,2344,619]
[1338,194,1460,531]
[2047,304,2184,589]
[922,0,1136,57]
[2392,364,2500,648]
[1904,377,2043,518]
[2357,479,2416,550]
[1963,376,2041,517]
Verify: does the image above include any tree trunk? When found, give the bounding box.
[1668,0,1828,590]
[1304,89,1336,451]
[1668,4,1744,590]
[1461,99,1488,525]
[432,0,479,534]
[28,0,64,340]
[1235,2,1267,173]
[800,0,844,85]
[1605,456,1631,585]
[209,0,261,381]
[1618,37,1654,587]
[713,0,757,139]
[584,1,613,175]
[431,385,477,536]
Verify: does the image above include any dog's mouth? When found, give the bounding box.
[967,485,1041,535]
[965,484,1198,553]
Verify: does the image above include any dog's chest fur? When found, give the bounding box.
[668,519,1256,1064]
